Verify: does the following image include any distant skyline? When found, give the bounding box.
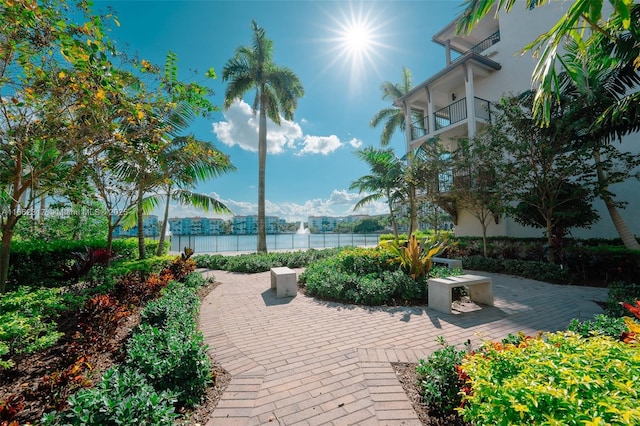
[96,0,465,221]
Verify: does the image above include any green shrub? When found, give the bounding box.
[193,254,229,270]
[0,287,84,367]
[567,314,628,338]
[182,271,207,289]
[140,283,199,329]
[606,281,640,317]
[461,256,571,284]
[107,256,173,279]
[42,366,178,426]
[127,280,211,407]
[416,338,466,414]
[193,248,342,273]
[125,324,211,407]
[459,332,640,425]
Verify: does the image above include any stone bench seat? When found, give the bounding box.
[270,267,297,298]
[427,274,493,314]
[431,257,462,269]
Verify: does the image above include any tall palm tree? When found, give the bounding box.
[155,135,236,255]
[223,20,304,253]
[370,67,413,146]
[559,38,640,250]
[350,147,404,240]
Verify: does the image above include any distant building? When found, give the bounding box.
[113,215,158,237]
[168,217,226,236]
[232,215,283,235]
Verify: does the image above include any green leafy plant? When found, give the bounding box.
[388,234,447,280]
[416,337,466,414]
[459,332,640,425]
[567,314,627,338]
[42,366,178,426]
[125,324,211,407]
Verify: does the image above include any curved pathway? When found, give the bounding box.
[199,269,607,426]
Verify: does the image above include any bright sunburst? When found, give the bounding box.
[321,2,392,91]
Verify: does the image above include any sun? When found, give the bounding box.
[320,2,392,91]
[341,22,373,55]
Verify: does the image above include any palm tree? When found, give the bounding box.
[558,38,640,250]
[155,135,236,256]
[222,20,304,253]
[457,0,638,124]
[350,147,404,240]
[370,67,413,146]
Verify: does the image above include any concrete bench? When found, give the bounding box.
[270,267,297,298]
[427,274,493,314]
[432,257,462,269]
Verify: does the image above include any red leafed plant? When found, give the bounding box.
[0,394,24,422]
[621,300,640,320]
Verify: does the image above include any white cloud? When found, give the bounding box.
[298,135,343,156]
[348,138,363,148]
[212,100,354,156]
[155,189,390,223]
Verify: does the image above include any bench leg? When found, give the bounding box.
[468,281,494,306]
[428,284,453,314]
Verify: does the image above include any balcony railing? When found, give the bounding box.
[410,117,428,139]
[433,97,492,131]
[434,98,467,130]
[469,30,500,54]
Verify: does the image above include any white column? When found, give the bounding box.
[403,100,413,154]
[464,64,477,138]
[426,86,435,137]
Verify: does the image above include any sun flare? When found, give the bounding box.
[320,2,392,91]
[342,22,372,55]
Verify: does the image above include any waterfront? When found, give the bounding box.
[169,233,380,253]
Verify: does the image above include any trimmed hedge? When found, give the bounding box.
[8,238,169,289]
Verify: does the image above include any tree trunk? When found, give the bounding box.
[0,220,17,294]
[257,91,268,253]
[546,215,555,264]
[106,218,114,268]
[157,188,171,256]
[137,187,146,260]
[408,184,418,237]
[594,150,640,250]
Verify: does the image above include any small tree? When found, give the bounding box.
[451,137,504,257]
[490,94,596,263]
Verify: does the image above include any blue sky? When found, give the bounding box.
[95,0,462,222]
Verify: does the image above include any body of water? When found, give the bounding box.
[169,233,380,253]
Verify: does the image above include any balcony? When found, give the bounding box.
[410,117,428,140]
[433,97,492,131]
[469,31,500,54]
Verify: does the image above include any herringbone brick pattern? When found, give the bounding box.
[200,269,606,425]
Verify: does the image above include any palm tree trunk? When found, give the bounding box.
[137,187,146,260]
[157,188,171,256]
[257,91,268,253]
[408,183,418,237]
[593,149,640,250]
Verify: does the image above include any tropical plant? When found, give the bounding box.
[387,234,447,280]
[350,147,404,240]
[370,66,414,146]
[556,38,640,250]
[154,135,235,256]
[222,20,304,253]
[457,0,639,126]
[0,0,131,293]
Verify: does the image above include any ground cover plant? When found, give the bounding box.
[0,245,218,424]
[411,301,640,426]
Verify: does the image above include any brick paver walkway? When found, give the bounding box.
[199,269,607,425]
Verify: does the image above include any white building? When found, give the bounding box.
[397,3,640,239]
